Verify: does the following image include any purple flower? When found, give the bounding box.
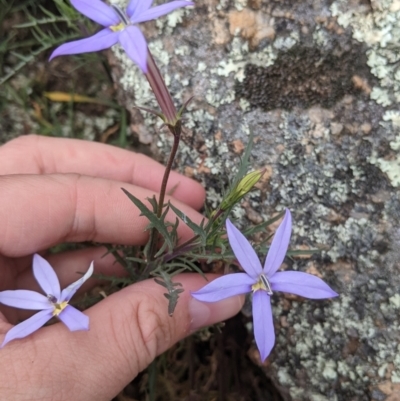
[49,0,194,72]
[192,210,338,362]
[0,254,93,348]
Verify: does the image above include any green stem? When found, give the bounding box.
[148,360,157,401]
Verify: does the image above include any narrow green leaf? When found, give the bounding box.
[126,256,148,264]
[230,129,254,189]
[169,201,207,243]
[242,210,285,236]
[122,188,174,252]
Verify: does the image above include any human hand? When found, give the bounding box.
[0,135,244,400]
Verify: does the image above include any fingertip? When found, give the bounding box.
[188,293,244,332]
[171,273,245,332]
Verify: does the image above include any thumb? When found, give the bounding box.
[0,274,244,401]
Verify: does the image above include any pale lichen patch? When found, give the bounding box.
[331,0,400,206]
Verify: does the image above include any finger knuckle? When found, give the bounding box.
[123,292,173,372]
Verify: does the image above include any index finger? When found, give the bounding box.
[0,135,205,211]
[0,174,205,258]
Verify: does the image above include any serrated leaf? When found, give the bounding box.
[153,271,184,316]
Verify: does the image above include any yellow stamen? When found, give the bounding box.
[110,22,125,32]
[252,275,273,294]
[52,301,68,316]
[252,280,267,292]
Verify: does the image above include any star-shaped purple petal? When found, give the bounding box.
[49,0,194,73]
[192,209,338,362]
[0,255,93,348]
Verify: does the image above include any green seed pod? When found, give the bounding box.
[220,170,263,211]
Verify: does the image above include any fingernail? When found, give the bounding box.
[189,298,211,331]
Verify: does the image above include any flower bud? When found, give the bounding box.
[220,170,263,211]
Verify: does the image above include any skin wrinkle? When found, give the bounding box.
[145,300,174,357]
[2,211,11,260]
[108,306,139,378]
[13,135,43,174]
[44,186,52,247]
[1,376,27,399]
[49,173,106,244]
[64,174,117,241]
[42,138,58,176]
[12,337,44,398]
[57,348,88,401]
[0,176,21,251]
[7,331,86,400]
[35,136,48,175]
[78,174,99,243]
[0,176,65,255]
[132,295,165,372]
[82,358,112,401]
[66,174,80,242]
[102,147,130,179]
[34,343,59,399]
[1,332,55,400]
[61,380,81,401]
[53,329,104,401]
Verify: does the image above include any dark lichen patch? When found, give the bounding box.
[236,45,373,110]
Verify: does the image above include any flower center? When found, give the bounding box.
[110,22,125,32]
[251,274,273,295]
[52,301,68,316]
[47,294,68,316]
[109,5,130,31]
